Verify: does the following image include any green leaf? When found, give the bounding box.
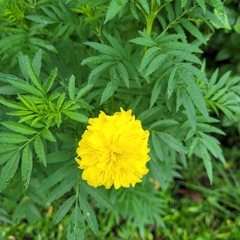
[84,42,119,57]
[104,0,128,24]
[18,52,29,80]
[69,75,75,100]
[32,49,42,77]
[130,31,156,47]
[1,122,37,135]
[41,128,56,142]
[167,68,177,99]
[196,0,206,12]
[67,205,85,240]
[138,0,149,13]
[116,62,129,88]
[79,194,99,235]
[0,97,27,110]
[138,106,162,122]
[26,56,44,92]
[150,119,178,129]
[182,91,196,130]
[151,132,163,160]
[81,181,115,211]
[180,18,206,44]
[188,137,199,157]
[145,54,167,76]
[76,84,93,100]
[183,73,209,118]
[140,47,160,71]
[21,144,33,189]
[5,78,44,97]
[54,196,76,224]
[88,62,113,83]
[158,132,188,154]
[165,2,175,22]
[100,67,119,104]
[39,163,75,191]
[57,93,66,111]
[0,152,20,192]
[47,174,77,202]
[210,0,225,23]
[46,150,74,163]
[0,133,28,144]
[150,78,161,108]
[63,111,88,123]
[44,68,58,93]
[200,143,212,184]
[34,135,46,167]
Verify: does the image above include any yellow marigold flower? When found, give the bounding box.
[75,108,150,189]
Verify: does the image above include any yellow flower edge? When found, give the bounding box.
[75,107,150,189]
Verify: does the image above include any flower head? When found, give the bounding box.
[75,108,150,189]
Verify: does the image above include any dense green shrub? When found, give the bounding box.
[0,0,240,239]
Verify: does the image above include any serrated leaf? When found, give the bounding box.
[150,78,161,108]
[104,0,128,24]
[6,78,44,97]
[182,91,196,130]
[32,49,42,77]
[76,84,93,100]
[39,163,75,191]
[130,31,156,47]
[138,106,162,122]
[116,62,129,88]
[188,137,199,157]
[150,119,178,129]
[140,46,160,71]
[21,144,33,189]
[54,196,76,224]
[26,56,44,92]
[67,205,85,240]
[200,143,212,184]
[165,2,175,22]
[44,68,58,93]
[81,181,115,211]
[1,122,37,135]
[84,42,119,57]
[41,128,56,142]
[88,62,113,83]
[34,135,46,167]
[79,194,99,235]
[47,174,77,202]
[57,93,66,110]
[63,111,88,123]
[0,152,20,192]
[196,0,206,12]
[18,52,29,80]
[181,0,188,8]
[158,132,188,154]
[0,97,27,110]
[182,70,209,118]
[180,18,206,44]
[138,0,149,14]
[151,132,163,160]
[0,133,28,144]
[46,150,74,163]
[210,0,225,23]
[167,68,177,99]
[69,75,75,100]
[145,54,167,76]
[100,67,119,104]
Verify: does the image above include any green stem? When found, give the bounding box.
[146,0,156,36]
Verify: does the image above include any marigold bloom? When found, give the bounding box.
[75,108,150,189]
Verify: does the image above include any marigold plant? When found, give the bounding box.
[76,108,150,189]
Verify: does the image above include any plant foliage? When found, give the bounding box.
[0,0,239,239]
